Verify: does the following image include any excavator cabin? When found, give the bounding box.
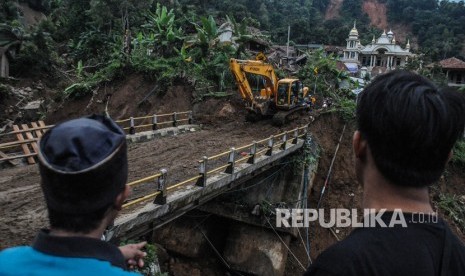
[229,58,310,125]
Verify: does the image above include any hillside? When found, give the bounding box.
[362,0,388,29]
[1,1,465,275]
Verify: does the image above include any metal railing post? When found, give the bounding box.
[196,156,208,187]
[266,136,274,156]
[292,129,299,144]
[153,169,168,205]
[129,117,135,135]
[152,114,158,130]
[247,141,257,164]
[281,133,288,150]
[172,112,178,127]
[225,147,236,174]
[188,111,193,124]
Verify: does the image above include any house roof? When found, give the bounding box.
[325,45,344,52]
[438,57,465,69]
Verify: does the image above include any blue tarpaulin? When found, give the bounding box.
[344,63,359,73]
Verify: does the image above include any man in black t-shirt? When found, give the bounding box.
[305,70,465,276]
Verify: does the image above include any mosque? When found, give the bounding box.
[341,22,414,77]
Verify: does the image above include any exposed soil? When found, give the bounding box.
[390,23,417,48]
[1,74,464,276]
[0,74,314,250]
[362,0,388,29]
[325,0,344,20]
[324,0,388,30]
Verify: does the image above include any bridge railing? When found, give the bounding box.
[0,111,193,164]
[122,124,309,209]
[115,111,193,135]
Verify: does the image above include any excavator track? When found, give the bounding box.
[272,106,308,126]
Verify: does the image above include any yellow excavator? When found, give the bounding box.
[229,58,310,125]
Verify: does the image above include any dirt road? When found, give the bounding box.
[0,110,315,249]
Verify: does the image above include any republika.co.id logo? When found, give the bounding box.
[275,208,438,228]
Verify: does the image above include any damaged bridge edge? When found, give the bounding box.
[107,134,320,242]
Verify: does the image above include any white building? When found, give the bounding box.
[342,22,414,77]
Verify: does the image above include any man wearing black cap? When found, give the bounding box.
[0,115,146,275]
[305,70,465,275]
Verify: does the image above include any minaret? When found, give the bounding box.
[344,20,360,60]
[406,39,410,50]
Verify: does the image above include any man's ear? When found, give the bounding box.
[353,131,367,160]
[114,185,130,211]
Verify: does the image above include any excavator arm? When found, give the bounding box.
[229,59,279,111]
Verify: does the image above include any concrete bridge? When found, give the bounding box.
[107,124,319,240]
[106,124,320,275]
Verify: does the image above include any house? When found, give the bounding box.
[436,57,465,87]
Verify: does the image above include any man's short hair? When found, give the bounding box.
[357,70,465,187]
[38,115,127,233]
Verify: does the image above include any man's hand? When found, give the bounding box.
[119,241,147,270]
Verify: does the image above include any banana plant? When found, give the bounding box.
[141,3,183,56]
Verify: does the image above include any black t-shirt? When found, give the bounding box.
[305,213,465,276]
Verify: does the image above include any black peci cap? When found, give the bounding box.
[38,115,128,214]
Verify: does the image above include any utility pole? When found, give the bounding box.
[286,25,290,61]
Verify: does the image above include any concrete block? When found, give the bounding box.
[125,125,200,144]
[152,220,209,259]
[223,223,291,276]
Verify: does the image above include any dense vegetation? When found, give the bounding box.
[1,0,464,100]
[175,0,465,60]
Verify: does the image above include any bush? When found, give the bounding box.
[437,193,465,232]
[119,240,167,276]
[0,84,11,100]
[451,139,465,166]
[335,98,356,122]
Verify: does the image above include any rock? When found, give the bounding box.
[170,262,201,276]
[154,243,169,264]
[223,224,291,276]
[34,82,44,90]
[152,221,210,258]
[218,103,235,117]
[169,257,175,265]
[21,100,45,121]
[24,87,32,92]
